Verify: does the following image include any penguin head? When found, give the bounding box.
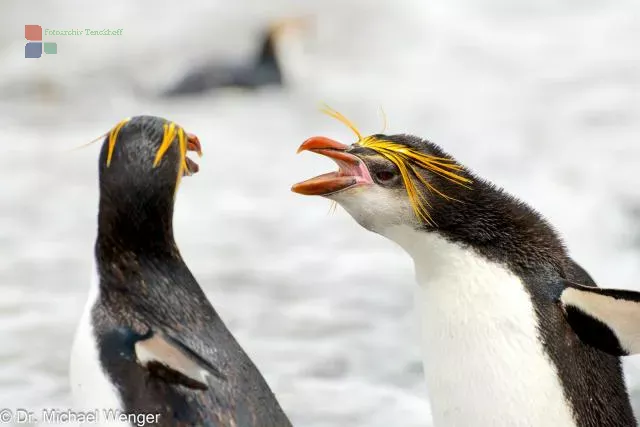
[292,132,474,235]
[98,116,202,202]
[96,116,202,246]
[259,16,311,67]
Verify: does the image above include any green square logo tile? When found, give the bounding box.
[43,42,57,54]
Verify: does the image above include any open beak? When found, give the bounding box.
[184,132,202,176]
[292,136,373,196]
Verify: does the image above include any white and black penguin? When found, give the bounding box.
[292,112,638,427]
[71,116,293,426]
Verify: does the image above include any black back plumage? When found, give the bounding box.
[93,116,292,426]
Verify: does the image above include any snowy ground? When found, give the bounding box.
[0,1,639,426]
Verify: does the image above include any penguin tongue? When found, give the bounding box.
[292,136,373,196]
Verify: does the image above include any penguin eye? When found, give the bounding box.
[375,171,396,182]
[373,167,400,186]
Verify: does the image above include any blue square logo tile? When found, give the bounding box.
[25,42,42,58]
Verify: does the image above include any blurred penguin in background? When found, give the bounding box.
[163,17,310,97]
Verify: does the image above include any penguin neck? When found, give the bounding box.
[93,195,202,303]
[383,226,577,426]
[97,192,177,256]
[257,33,280,71]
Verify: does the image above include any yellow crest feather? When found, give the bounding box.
[321,104,363,141]
[105,118,190,188]
[321,107,472,225]
[106,118,131,166]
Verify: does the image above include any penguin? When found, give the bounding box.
[162,18,307,98]
[291,110,638,427]
[70,116,293,427]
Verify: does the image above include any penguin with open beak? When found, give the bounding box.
[292,109,639,427]
[71,116,292,426]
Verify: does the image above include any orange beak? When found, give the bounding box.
[292,136,373,196]
[184,132,202,175]
[186,133,203,157]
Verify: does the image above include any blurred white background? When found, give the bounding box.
[1,0,639,426]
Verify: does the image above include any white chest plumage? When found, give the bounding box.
[69,264,129,426]
[385,227,577,427]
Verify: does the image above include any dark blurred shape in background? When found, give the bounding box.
[163,18,309,97]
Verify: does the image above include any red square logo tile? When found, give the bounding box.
[25,25,42,41]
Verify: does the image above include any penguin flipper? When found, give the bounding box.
[560,281,640,356]
[135,330,226,390]
[565,258,597,287]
